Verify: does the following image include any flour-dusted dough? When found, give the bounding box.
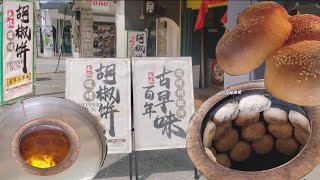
[203,121,216,148]
[212,102,239,125]
[239,95,271,113]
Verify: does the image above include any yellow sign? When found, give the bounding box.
[7,73,32,86]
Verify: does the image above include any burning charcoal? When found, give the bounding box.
[268,123,293,139]
[216,153,231,168]
[241,121,266,141]
[289,110,311,133]
[203,121,216,148]
[252,134,274,155]
[212,102,239,125]
[234,111,260,127]
[239,95,271,113]
[230,141,252,162]
[214,122,232,140]
[294,128,309,145]
[263,107,289,125]
[276,138,299,156]
[205,148,217,162]
[215,128,239,152]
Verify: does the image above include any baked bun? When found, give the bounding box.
[265,40,320,106]
[289,110,311,133]
[212,102,239,125]
[285,14,320,46]
[263,107,288,125]
[215,128,239,152]
[275,138,298,156]
[216,153,231,168]
[229,141,251,162]
[239,95,271,113]
[241,121,266,141]
[237,1,288,24]
[214,122,231,140]
[203,121,216,148]
[268,123,293,140]
[235,111,260,127]
[252,135,274,155]
[205,148,217,162]
[294,128,309,145]
[216,7,291,75]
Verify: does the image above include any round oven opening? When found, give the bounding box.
[12,118,80,176]
[19,125,71,169]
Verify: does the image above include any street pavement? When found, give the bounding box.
[0,56,319,180]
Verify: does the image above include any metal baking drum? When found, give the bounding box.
[0,97,107,180]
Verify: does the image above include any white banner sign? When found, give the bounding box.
[66,58,132,154]
[2,1,34,102]
[132,57,194,151]
[127,31,147,58]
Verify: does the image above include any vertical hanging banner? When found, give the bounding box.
[66,58,132,154]
[2,0,34,103]
[132,57,194,151]
[127,31,147,58]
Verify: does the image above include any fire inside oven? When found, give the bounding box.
[19,125,71,169]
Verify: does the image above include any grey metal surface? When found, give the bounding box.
[0,97,106,180]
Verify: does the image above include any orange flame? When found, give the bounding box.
[26,155,56,169]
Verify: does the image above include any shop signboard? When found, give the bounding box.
[91,0,116,15]
[127,30,147,58]
[132,57,194,151]
[1,0,34,103]
[66,58,132,154]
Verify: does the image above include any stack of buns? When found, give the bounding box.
[216,1,320,106]
[203,94,311,168]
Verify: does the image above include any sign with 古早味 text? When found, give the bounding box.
[127,31,147,58]
[132,57,194,151]
[66,58,132,154]
[2,1,34,102]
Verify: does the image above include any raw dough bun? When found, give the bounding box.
[216,153,231,168]
[264,41,320,106]
[203,121,216,148]
[239,95,271,113]
[215,128,239,152]
[276,138,299,156]
[294,128,309,145]
[212,102,239,125]
[289,110,311,133]
[234,111,260,127]
[268,123,293,139]
[285,14,320,46]
[216,14,291,75]
[242,121,266,141]
[252,135,274,155]
[205,148,217,162]
[214,123,232,140]
[263,107,288,125]
[237,1,288,24]
[229,141,252,162]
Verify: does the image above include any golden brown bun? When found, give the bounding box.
[237,1,288,24]
[241,121,266,141]
[229,141,251,162]
[216,15,292,75]
[215,128,239,152]
[294,128,309,145]
[275,138,298,156]
[214,122,232,141]
[216,153,231,168]
[265,40,320,106]
[268,123,293,140]
[235,111,260,127]
[252,135,274,155]
[285,14,320,46]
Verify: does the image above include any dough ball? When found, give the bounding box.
[203,121,216,148]
[294,128,310,145]
[235,111,260,127]
[205,148,217,162]
[215,128,239,152]
[239,95,271,113]
[289,110,311,133]
[214,122,232,141]
[268,123,293,139]
[263,107,288,125]
[242,121,266,141]
[216,153,231,168]
[252,135,274,155]
[229,141,252,162]
[276,138,299,156]
[212,102,239,125]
